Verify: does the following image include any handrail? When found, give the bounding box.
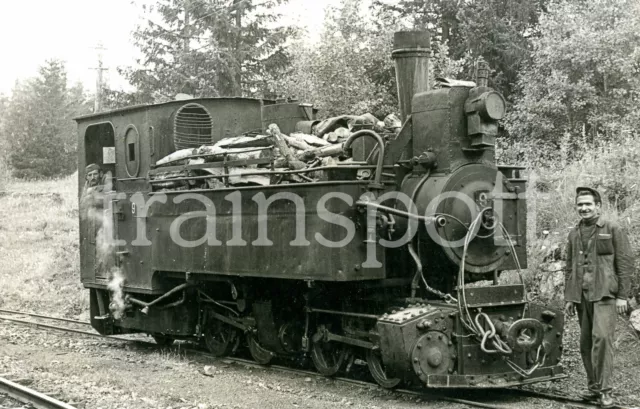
[149,164,396,184]
[343,130,386,190]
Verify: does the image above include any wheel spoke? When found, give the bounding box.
[367,349,401,389]
[204,315,237,357]
[311,341,346,377]
[247,334,274,365]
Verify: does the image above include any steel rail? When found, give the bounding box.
[1,315,513,409]
[0,376,77,409]
[1,311,636,409]
[193,353,514,409]
[0,309,91,326]
[510,388,637,409]
[0,316,130,341]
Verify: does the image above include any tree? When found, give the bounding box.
[272,0,464,119]
[457,0,547,97]
[506,0,640,156]
[2,60,91,179]
[373,0,548,98]
[373,0,462,48]
[0,93,9,179]
[124,0,295,102]
[271,0,397,118]
[100,87,141,111]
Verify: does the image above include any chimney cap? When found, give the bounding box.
[393,31,430,50]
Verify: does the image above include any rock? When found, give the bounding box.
[304,377,312,382]
[630,309,640,333]
[202,365,216,376]
[538,263,565,301]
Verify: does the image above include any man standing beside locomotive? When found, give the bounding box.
[564,187,633,408]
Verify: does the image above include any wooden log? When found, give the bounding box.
[295,143,345,161]
[214,134,272,149]
[156,148,196,166]
[283,135,312,150]
[200,167,272,186]
[291,132,329,147]
[267,124,306,170]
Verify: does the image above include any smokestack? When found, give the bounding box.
[392,31,431,122]
[475,57,490,88]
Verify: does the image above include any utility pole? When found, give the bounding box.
[233,0,243,95]
[183,0,190,52]
[90,43,108,113]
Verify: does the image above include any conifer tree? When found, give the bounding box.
[373,0,547,98]
[3,60,90,178]
[124,0,295,102]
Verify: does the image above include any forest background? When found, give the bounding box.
[0,0,639,298]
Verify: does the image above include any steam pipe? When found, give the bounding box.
[354,200,446,226]
[157,290,187,310]
[127,283,191,314]
[343,130,386,190]
[409,170,432,298]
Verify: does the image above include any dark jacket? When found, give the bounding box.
[565,217,634,303]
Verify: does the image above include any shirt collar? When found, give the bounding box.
[578,215,604,228]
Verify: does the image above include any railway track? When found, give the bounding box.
[0,375,77,409]
[0,309,637,409]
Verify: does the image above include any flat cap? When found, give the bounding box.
[85,163,100,173]
[576,186,601,204]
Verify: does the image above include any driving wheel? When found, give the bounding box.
[204,318,239,357]
[366,349,401,389]
[247,334,274,365]
[310,340,347,376]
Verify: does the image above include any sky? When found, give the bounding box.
[0,0,340,96]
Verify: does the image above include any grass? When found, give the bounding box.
[0,171,88,319]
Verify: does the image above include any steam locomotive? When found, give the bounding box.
[76,31,564,389]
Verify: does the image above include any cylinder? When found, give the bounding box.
[392,31,431,122]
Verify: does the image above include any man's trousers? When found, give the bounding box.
[576,292,616,393]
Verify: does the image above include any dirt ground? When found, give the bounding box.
[0,319,623,409]
[0,322,475,409]
[548,317,640,407]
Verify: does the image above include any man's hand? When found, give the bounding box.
[616,298,628,315]
[564,301,575,316]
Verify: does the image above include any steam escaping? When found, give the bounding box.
[95,202,116,273]
[107,267,126,319]
[80,174,127,319]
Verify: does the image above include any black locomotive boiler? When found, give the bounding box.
[76,31,564,389]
